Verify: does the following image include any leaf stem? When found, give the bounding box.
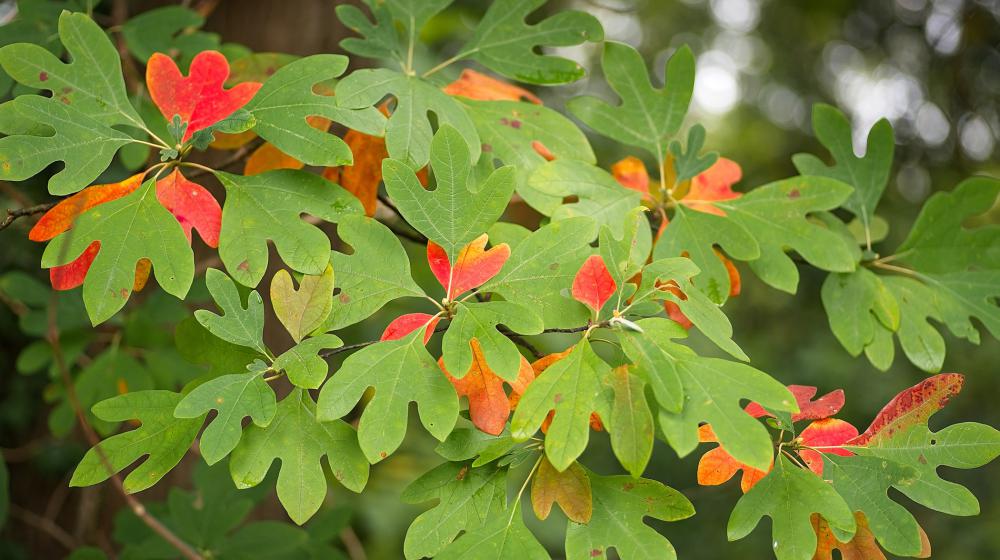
[509,454,543,526]
[421,51,472,79]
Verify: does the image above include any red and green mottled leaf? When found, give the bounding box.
[428,235,511,300]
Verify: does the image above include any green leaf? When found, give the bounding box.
[643,328,795,470]
[568,41,694,160]
[0,95,133,194]
[273,334,343,389]
[633,260,748,361]
[793,104,894,229]
[215,169,363,287]
[336,2,403,65]
[383,124,515,259]
[728,456,856,560]
[510,339,611,471]
[401,462,507,560]
[895,177,1000,273]
[481,217,597,329]
[41,178,193,324]
[70,391,203,493]
[194,268,267,356]
[854,422,1000,516]
[0,11,142,127]
[120,6,220,65]
[337,69,480,168]
[821,268,899,357]
[318,215,425,331]
[621,318,687,414]
[271,264,334,342]
[653,205,758,304]
[442,301,543,381]
[822,454,924,556]
[458,98,596,213]
[436,506,550,560]
[669,124,718,181]
[316,330,459,463]
[229,389,369,525]
[528,160,641,236]
[458,0,602,85]
[175,317,263,377]
[605,367,654,478]
[246,54,386,167]
[174,370,277,465]
[565,471,694,560]
[599,208,653,305]
[713,176,857,293]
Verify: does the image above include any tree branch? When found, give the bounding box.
[0,202,55,231]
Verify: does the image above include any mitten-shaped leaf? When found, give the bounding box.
[435,506,550,560]
[317,330,458,462]
[728,456,856,560]
[271,264,334,342]
[402,462,507,559]
[174,369,277,465]
[272,334,343,389]
[147,50,261,142]
[214,169,362,287]
[245,54,386,166]
[383,125,514,259]
[530,457,592,523]
[194,268,267,355]
[320,215,425,331]
[528,160,641,236]
[443,301,543,382]
[510,340,610,470]
[337,70,479,168]
[229,389,368,525]
[41,177,193,324]
[71,391,203,493]
[565,471,694,560]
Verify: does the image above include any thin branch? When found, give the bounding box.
[9,504,79,551]
[340,526,367,560]
[46,274,203,559]
[497,325,541,360]
[0,202,55,231]
[186,138,265,178]
[382,220,428,245]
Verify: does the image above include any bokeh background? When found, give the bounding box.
[1,0,999,558]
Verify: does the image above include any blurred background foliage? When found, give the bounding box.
[1,0,998,558]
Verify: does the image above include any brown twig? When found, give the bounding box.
[9,504,80,551]
[46,277,203,559]
[497,325,542,360]
[187,138,265,178]
[0,202,55,231]
[339,527,367,560]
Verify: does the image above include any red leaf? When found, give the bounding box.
[744,385,845,422]
[146,51,261,142]
[439,338,534,435]
[571,255,616,313]
[381,313,440,344]
[849,373,964,446]
[155,170,221,247]
[50,243,150,292]
[443,69,542,104]
[679,157,742,216]
[798,418,859,475]
[427,235,511,300]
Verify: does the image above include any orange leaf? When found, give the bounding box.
[571,255,616,313]
[530,456,593,523]
[328,129,388,216]
[696,424,771,493]
[813,512,931,560]
[427,235,511,300]
[443,69,541,104]
[744,385,846,423]
[381,313,440,344]
[849,373,964,446]
[155,169,221,247]
[611,156,651,196]
[30,174,145,241]
[798,418,858,475]
[679,157,742,216]
[439,338,533,436]
[210,129,256,150]
[146,51,261,142]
